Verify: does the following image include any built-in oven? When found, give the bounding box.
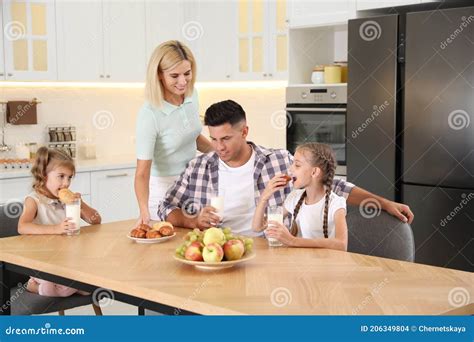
[286,85,347,176]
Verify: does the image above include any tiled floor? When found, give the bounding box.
[42,300,138,316]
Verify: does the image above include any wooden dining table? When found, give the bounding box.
[0,219,473,315]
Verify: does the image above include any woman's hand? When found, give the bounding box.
[135,211,151,228]
[265,221,295,246]
[261,174,290,203]
[55,218,76,234]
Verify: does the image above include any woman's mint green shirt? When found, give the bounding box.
[135,90,202,177]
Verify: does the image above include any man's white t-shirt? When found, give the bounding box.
[218,151,261,237]
[284,189,346,239]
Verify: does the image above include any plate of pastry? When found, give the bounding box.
[127,221,176,244]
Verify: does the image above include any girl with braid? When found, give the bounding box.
[252,143,348,251]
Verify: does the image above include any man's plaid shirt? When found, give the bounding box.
[157,142,354,220]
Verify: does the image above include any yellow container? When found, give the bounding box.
[324,65,342,84]
[335,61,348,83]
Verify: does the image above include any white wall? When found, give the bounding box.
[0,85,286,160]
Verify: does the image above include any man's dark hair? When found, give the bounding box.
[204,100,246,127]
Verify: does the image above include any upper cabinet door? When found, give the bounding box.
[289,0,356,28]
[180,0,236,82]
[56,1,103,81]
[3,0,57,81]
[103,0,146,82]
[145,0,182,59]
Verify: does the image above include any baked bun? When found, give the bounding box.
[146,230,162,239]
[138,223,152,232]
[152,221,174,236]
[130,228,146,238]
[282,174,292,184]
[58,188,76,204]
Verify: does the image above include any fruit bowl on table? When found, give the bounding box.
[173,251,256,270]
[174,227,256,270]
[127,221,176,244]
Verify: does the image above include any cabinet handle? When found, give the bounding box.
[7,73,13,77]
[226,75,230,78]
[269,73,273,77]
[0,73,4,76]
[106,173,128,178]
[100,75,104,78]
[106,75,110,78]
[263,73,267,77]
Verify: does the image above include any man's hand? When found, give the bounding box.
[196,206,222,230]
[382,200,414,224]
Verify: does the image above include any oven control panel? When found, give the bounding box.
[286,85,347,104]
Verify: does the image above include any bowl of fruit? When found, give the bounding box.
[174,227,255,270]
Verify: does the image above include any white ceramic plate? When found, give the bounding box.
[127,233,176,244]
[173,252,256,270]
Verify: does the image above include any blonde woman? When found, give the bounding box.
[135,40,212,226]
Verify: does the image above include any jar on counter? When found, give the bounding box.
[27,142,38,159]
[15,143,30,160]
[324,65,342,84]
[334,61,348,83]
[311,65,325,84]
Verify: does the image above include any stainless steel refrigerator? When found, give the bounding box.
[347,2,473,271]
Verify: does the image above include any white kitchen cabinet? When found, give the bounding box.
[103,0,147,82]
[356,0,421,11]
[56,0,146,82]
[145,0,182,59]
[182,0,236,81]
[56,0,103,81]
[288,0,356,28]
[90,168,138,224]
[2,0,57,81]
[235,0,289,80]
[0,176,32,203]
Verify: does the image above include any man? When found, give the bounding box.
[158,100,414,235]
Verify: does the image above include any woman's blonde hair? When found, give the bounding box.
[31,147,75,197]
[145,40,196,109]
[290,143,337,238]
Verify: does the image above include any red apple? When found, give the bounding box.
[223,239,245,261]
[184,241,204,261]
[202,243,224,262]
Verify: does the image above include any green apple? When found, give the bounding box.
[203,227,226,246]
[202,243,224,262]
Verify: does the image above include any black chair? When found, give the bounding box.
[346,207,415,262]
[0,201,102,315]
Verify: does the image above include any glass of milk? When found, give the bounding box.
[65,198,81,236]
[265,206,284,247]
[210,189,224,227]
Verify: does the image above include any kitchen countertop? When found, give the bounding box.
[0,155,136,180]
